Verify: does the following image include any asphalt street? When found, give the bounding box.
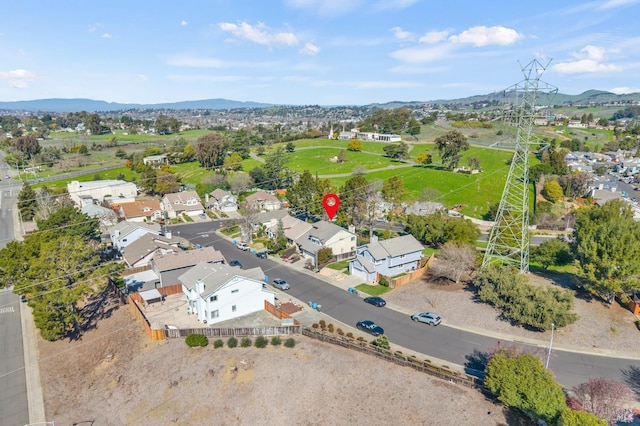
[0,289,29,426]
[171,221,640,388]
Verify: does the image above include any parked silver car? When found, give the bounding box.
[272,278,291,291]
[410,312,442,326]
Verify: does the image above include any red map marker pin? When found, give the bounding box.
[322,193,340,220]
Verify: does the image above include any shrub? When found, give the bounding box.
[346,332,354,339]
[255,335,268,348]
[337,328,344,336]
[373,334,390,350]
[284,338,296,348]
[240,337,252,347]
[227,336,238,348]
[271,336,282,346]
[474,264,578,330]
[379,276,389,287]
[318,319,326,329]
[312,323,319,329]
[213,339,223,348]
[185,333,208,347]
[327,324,334,333]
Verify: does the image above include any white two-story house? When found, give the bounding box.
[179,263,274,325]
[208,189,238,213]
[109,221,162,251]
[349,234,424,283]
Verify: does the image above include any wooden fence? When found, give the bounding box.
[128,293,165,340]
[302,328,479,389]
[121,264,152,276]
[165,325,301,339]
[384,255,434,288]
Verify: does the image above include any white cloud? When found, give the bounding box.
[314,79,420,89]
[609,86,640,94]
[418,30,448,44]
[166,55,230,68]
[181,20,188,26]
[373,0,419,11]
[553,59,620,73]
[166,54,281,69]
[0,69,36,88]
[449,26,523,47]
[138,74,148,81]
[300,42,320,56]
[102,33,112,39]
[553,45,621,74]
[167,74,251,82]
[390,44,453,64]
[88,23,103,33]
[599,0,640,9]
[284,0,364,16]
[391,27,414,41]
[219,21,298,46]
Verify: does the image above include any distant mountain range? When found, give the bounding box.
[1,90,639,113]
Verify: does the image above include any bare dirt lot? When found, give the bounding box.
[37,297,521,426]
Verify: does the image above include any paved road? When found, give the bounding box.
[0,290,29,426]
[171,221,640,388]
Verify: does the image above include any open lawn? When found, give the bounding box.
[273,138,392,155]
[287,147,400,175]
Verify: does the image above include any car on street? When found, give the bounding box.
[356,320,384,336]
[228,259,242,268]
[236,241,250,251]
[411,312,442,326]
[363,296,386,307]
[272,278,291,291]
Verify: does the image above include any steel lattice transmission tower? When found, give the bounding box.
[482,60,557,273]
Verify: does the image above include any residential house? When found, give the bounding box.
[245,190,282,211]
[349,234,424,283]
[121,232,191,268]
[119,199,163,222]
[143,154,168,168]
[151,246,226,287]
[179,263,274,325]
[267,214,313,244]
[80,203,118,230]
[109,221,162,251]
[162,190,204,218]
[253,210,289,232]
[404,201,445,216]
[67,179,137,208]
[295,220,357,267]
[208,189,238,213]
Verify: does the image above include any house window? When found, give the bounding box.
[212,310,219,318]
[400,254,405,259]
[231,289,239,294]
[351,237,355,241]
[232,305,237,312]
[209,295,218,302]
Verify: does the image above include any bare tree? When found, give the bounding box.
[426,242,478,284]
[238,203,260,243]
[570,377,635,424]
[229,172,253,195]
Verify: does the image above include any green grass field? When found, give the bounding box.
[286,148,399,175]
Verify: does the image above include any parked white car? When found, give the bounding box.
[236,242,249,251]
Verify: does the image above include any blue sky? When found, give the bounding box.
[1,0,640,105]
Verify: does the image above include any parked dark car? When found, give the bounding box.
[229,259,242,268]
[363,296,386,307]
[411,312,442,326]
[356,320,384,336]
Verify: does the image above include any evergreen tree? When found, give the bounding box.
[17,181,38,221]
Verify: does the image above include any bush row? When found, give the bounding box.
[185,333,295,348]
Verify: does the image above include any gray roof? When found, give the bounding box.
[296,220,352,254]
[179,263,265,298]
[353,257,376,273]
[254,209,289,224]
[121,232,191,266]
[210,188,231,200]
[109,221,161,239]
[152,246,225,272]
[365,234,423,260]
